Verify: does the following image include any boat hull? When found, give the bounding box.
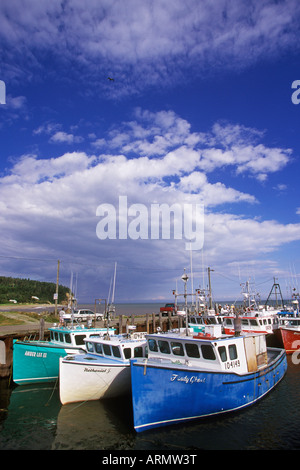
[279,327,300,354]
[59,355,131,405]
[13,340,84,385]
[130,348,287,432]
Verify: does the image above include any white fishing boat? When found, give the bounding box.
[222,313,279,336]
[59,326,147,405]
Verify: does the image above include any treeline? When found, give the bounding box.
[0,276,70,304]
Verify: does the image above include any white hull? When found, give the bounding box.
[59,357,130,405]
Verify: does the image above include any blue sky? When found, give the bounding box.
[1,0,300,304]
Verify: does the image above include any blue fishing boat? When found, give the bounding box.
[130,325,287,432]
[13,324,115,385]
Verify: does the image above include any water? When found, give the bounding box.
[0,355,299,451]
[79,302,164,316]
[1,301,299,452]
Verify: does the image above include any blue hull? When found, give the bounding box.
[13,340,81,385]
[131,348,287,432]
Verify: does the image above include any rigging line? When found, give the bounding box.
[45,376,59,407]
[0,254,57,262]
[255,278,275,287]
[212,271,241,283]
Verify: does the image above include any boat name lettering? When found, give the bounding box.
[84,367,110,373]
[24,350,47,358]
[224,359,240,370]
[170,374,205,384]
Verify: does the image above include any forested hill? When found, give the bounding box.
[0,276,70,304]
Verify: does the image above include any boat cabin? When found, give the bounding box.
[145,328,268,375]
[189,315,223,327]
[49,325,115,348]
[279,317,300,329]
[223,315,279,335]
[84,333,147,362]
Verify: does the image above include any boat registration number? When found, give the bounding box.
[224,359,240,370]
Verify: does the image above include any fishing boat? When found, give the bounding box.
[12,323,115,385]
[130,324,287,432]
[222,313,279,336]
[59,326,147,405]
[278,316,300,354]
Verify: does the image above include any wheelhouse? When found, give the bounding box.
[49,326,115,347]
[144,332,259,374]
[279,317,300,329]
[223,315,278,334]
[189,315,223,326]
[84,335,147,362]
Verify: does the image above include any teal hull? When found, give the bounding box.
[13,340,83,385]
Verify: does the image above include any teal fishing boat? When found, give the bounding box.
[13,324,115,385]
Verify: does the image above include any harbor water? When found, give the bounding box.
[0,303,300,451]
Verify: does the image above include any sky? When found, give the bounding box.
[1,0,300,304]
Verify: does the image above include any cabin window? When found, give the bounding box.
[124,348,131,359]
[86,342,94,353]
[250,319,258,326]
[112,345,121,358]
[158,340,171,354]
[59,333,64,342]
[54,332,59,341]
[171,342,184,356]
[65,334,71,344]
[225,318,233,326]
[218,346,227,362]
[242,319,248,326]
[185,343,200,358]
[134,346,144,357]
[148,339,158,352]
[95,343,103,354]
[201,344,216,360]
[75,335,86,345]
[229,344,238,360]
[103,344,111,356]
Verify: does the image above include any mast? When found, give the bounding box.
[265,278,284,307]
[54,259,60,317]
[208,267,214,310]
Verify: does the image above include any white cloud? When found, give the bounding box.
[49,131,84,144]
[0,109,298,299]
[6,95,27,110]
[1,1,300,95]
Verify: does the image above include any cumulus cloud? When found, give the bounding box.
[0,109,298,299]
[49,131,84,144]
[91,110,292,182]
[1,0,300,95]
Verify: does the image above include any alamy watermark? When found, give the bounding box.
[291,80,300,105]
[96,196,204,250]
[0,80,6,105]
